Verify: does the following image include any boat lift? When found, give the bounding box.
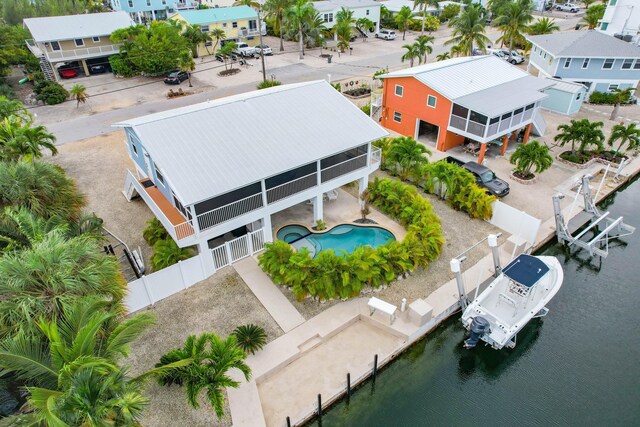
[552,173,635,258]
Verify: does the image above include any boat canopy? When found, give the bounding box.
[503,254,550,288]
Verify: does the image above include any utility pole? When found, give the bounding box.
[257,7,267,82]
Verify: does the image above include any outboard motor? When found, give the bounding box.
[464,317,490,349]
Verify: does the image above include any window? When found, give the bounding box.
[162,0,166,4]
[395,84,403,97]
[393,111,402,123]
[201,25,209,31]
[50,41,60,51]
[366,9,369,15]
[513,107,524,116]
[469,111,487,124]
[328,13,333,23]
[205,41,212,47]
[452,104,468,118]
[146,0,150,6]
[622,59,633,69]
[600,22,609,31]
[603,58,614,69]
[222,22,227,27]
[128,0,133,8]
[249,20,257,30]
[525,103,535,110]
[564,58,571,68]
[576,93,582,101]
[608,84,619,92]
[173,193,192,220]
[154,164,165,185]
[609,0,617,5]
[582,58,590,69]
[92,36,100,42]
[131,143,138,155]
[427,95,436,108]
[543,52,547,59]
[634,59,640,70]
[74,38,84,47]
[501,112,512,121]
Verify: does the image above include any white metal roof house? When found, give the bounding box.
[23,12,134,81]
[526,30,640,94]
[116,80,387,275]
[313,0,380,36]
[597,0,640,44]
[377,55,552,163]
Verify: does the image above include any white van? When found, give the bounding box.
[375,29,396,40]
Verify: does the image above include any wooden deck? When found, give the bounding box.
[140,179,195,239]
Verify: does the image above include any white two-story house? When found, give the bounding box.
[313,0,380,38]
[117,81,387,276]
[526,30,640,94]
[597,0,640,43]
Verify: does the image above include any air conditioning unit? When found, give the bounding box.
[622,34,633,42]
[613,33,623,40]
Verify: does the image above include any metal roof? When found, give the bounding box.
[23,12,134,42]
[380,0,437,13]
[544,78,588,94]
[114,81,389,206]
[526,30,640,59]
[173,6,257,26]
[313,0,379,12]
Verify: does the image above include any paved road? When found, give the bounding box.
[46,16,580,145]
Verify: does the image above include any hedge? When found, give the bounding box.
[259,178,444,301]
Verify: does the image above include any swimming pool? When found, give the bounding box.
[276,224,396,257]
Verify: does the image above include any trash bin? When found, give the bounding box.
[328,55,332,64]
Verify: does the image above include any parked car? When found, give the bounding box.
[254,44,273,56]
[375,29,396,40]
[490,49,525,65]
[233,42,256,57]
[164,70,189,85]
[59,68,78,79]
[556,3,580,12]
[89,64,106,74]
[462,162,510,197]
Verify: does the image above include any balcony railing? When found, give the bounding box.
[466,121,486,137]
[371,147,381,164]
[321,152,368,183]
[196,193,264,231]
[449,114,467,131]
[238,24,267,37]
[27,42,122,62]
[266,172,317,204]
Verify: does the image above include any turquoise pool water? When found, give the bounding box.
[276,224,395,257]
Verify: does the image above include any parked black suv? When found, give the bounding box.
[462,162,510,197]
[164,70,189,85]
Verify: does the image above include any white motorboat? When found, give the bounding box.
[461,254,564,350]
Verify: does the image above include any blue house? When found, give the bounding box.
[109,0,197,22]
[526,30,640,94]
[540,78,588,116]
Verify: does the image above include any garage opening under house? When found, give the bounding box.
[117,80,388,276]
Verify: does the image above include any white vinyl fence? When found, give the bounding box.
[211,229,265,270]
[489,201,541,244]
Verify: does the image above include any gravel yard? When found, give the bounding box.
[125,269,283,427]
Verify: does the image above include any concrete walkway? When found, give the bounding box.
[233,257,306,333]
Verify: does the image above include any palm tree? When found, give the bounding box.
[486,0,511,17]
[156,333,251,418]
[69,83,88,108]
[219,42,236,70]
[387,136,431,180]
[183,24,206,57]
[0,116,57,162]
[234,0,268,82]
[608,122,640,155]
[413,0,439,35]
[494,0,533,61]
[527,17,559,35]
[401,43,421,67]
[554,119,605,157]
[414,35,434,64]
[285,0,315,60]
[0,161,85,221]
[356,17,374,41]
[232,324,267,354]
[509,140,553,178]
[436,52,451,61]
[0,96,32,123]
[609,87,634,120]
[395,6,414,41]
[0,231,126,338]
[210,28,226,54]
[177,50,195,87]
[581,4,605,29]
[302,12,327,50]
[446,5,491,56]
[264,0,292,51]
[450,43,466,57]
[582,0,597,7]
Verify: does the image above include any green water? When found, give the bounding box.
[319,177,640,427]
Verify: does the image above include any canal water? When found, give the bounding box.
[319,176,640,427]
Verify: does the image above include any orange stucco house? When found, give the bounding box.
[377,56,553,163]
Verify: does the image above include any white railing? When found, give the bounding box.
[25,39,44,57]
[371,147,381,164]
[46,44,121,61]
[523,108,534,122]
[250,228,265,252]
[211,245,230,270]
[266,172,317,204]
[196,193,263,232]
[210,228,266,270]
[533,109,547,136]
[321,152,368,183]
[512,111,524,126]
[449,114,467,131]
[487,122,499,137]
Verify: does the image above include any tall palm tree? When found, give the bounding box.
[414,35,434,64]
[69,83,88,108]
[401,43,421,67]
[285,0,315,60]
[413,0,439,35]
[581,4,605,29]
[264,0,292,51]
[527,17,559,35]
[156,333,251,418]
[486,0,511,17]
[0,231,126,338]
[609,87,634,120]
[446,5,491,56]
[395,6,414,41]
[608,122,640,155]
[387,136,431,180]
[356,17,374,41]
[0,116,57,162]
[0,160,85,221]
[177,50,195,87]
[436,52,451,61]
[554,119,605,156]
[234,0,267,81]
[0,96,32,123]
[509,140,553,178]
[210,28,226,54]
[335,7,355,52]
[183,24,207,57]
[494,0,534,61]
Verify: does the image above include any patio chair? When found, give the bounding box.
[325,189,338,201]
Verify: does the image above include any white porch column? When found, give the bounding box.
[151,9,156,20]
[198,241,216,278]
[313,195,324,223]
[263,215,273,242]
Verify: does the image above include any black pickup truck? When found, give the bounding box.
[442,157,510,197]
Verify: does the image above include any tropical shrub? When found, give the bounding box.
[143,217,169,246]
[509,140,553,179]
[360,103,371,116]
[555,119,605,158]
[440,4,461,22]
[608,122,640,156]
[150,238,195,271]
[232,324,267,355]
[409,15,440,32]
[259,178,444,301]
[386,136,431,180]
[257,79,282,90]
[588,91,619,105]
[109,53,138,77]
[33,80,68,105]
